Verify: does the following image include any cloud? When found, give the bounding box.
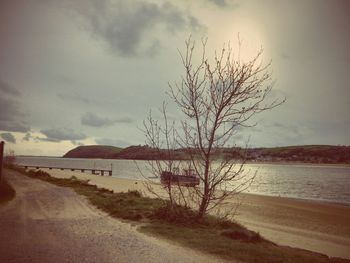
[0,96,21,122]
[0,120,30,133]
[40,128,86,142]
[0,80,30,132]
[207,0,239,8]
[22,132,33,142]
[0,80,21,97]
[0,132,16,143]
[54,75,78,86]
[81,112,132,127]
[58,0,203,56]
[72,141,85,146]
[57,92,96,105]
[115,116,133,123]
[260,121,313,146]
[95,137,130,147]
[208,0,228,7]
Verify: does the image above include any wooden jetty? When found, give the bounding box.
[19,165,113,176]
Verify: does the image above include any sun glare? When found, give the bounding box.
[225,19,267,63]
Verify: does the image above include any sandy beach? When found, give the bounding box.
[37,168,350,260]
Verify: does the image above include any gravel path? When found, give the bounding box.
[0,170,228,263]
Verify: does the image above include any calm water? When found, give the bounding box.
[15,156,350,205]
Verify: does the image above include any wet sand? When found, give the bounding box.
[232,193,350,259]
[38,169,350,259]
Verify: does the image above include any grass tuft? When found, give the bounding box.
[221,229,262,243]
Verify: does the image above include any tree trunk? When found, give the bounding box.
[198,195,209,218]
[198,160,210,218]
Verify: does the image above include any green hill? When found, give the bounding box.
[63,145,123,158]
[63,145,186,160]
[63,144,350,163]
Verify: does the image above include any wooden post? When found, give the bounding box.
[0,141,4,182]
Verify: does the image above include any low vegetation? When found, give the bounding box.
[15,168,349,263]
[0,178,16,205]
[63,145,350,164]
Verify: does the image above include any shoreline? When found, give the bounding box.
[37,168,350,259]
[247,161,350,168]
[37,167,350,207]
[15,156,350,168]
[15,165,350,206]
[242,191,350,207]
[233,192,350,259]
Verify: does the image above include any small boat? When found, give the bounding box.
[160,168,200,187]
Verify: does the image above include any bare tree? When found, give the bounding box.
[142,103,197,210]
[144,37,285,218]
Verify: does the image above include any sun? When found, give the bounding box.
[225,18,267,63]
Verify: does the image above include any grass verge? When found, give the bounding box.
[15,168,349,263]
[0,177,16,205]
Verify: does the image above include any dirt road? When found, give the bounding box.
[0,170,227,263]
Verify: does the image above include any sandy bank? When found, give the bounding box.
[39,168,350,259]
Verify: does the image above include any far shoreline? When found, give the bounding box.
[15,155,350,168]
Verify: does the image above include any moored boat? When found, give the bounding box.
[160,168,200,187]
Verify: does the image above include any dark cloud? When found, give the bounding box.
[81,112,132,127]
[0,96,21,122]
[208,0,228,7]
[0,80,30,132]
[60,0,203,56]
[81,112,115,127]
[0,132,16,143]
[95,137,130,148]
[0,80,20,97]
[40,128,86,142]
[207,0,239,8]
[0,80,22,123]
[0,121,30,133]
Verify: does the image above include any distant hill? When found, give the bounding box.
[223,145,350,164]
[63,145,186,160]
[63,145,350,164]
[63,145,123,158]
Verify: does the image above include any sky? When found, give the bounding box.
[0,0,349,156]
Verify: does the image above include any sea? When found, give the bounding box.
[15,156,350,205]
